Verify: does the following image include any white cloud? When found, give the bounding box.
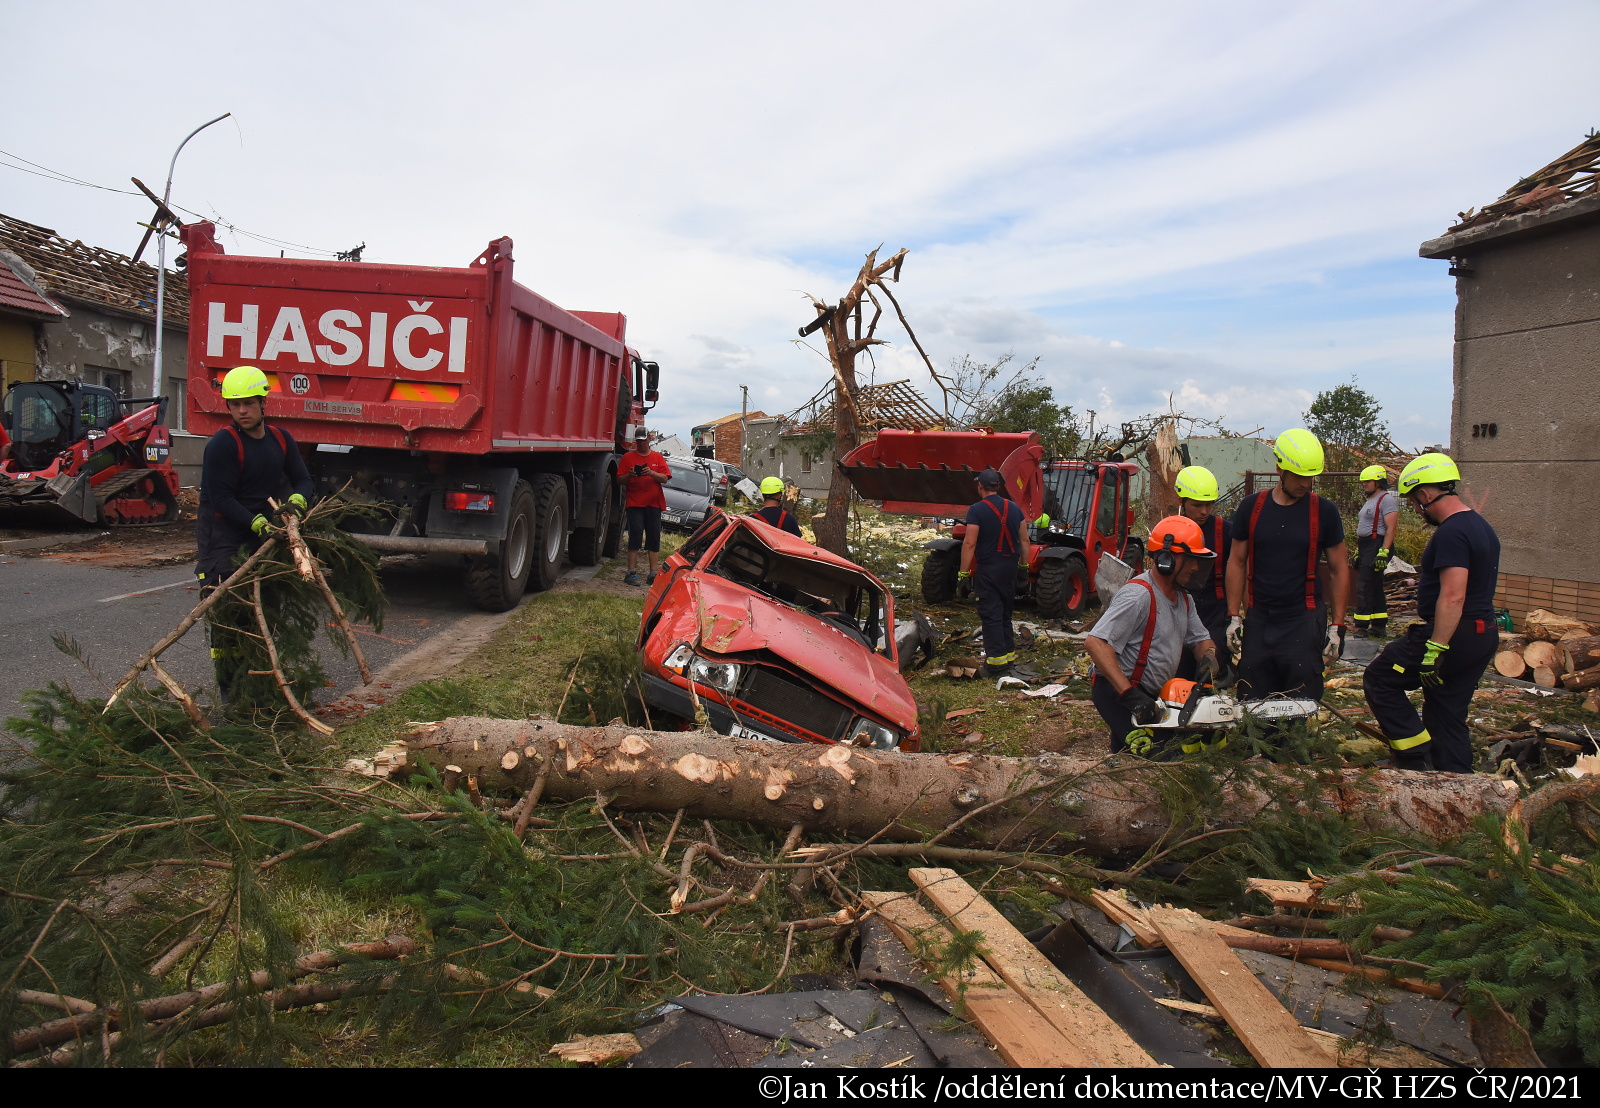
[3,0,1595,451]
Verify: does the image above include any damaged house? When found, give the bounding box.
[1421,134,1600,629]
[0,213,199,483]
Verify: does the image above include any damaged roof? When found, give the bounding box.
[1442,132,1600,235]
[0,213,189,325]
[0,250,68,318]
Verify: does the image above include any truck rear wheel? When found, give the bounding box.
[529,473,569,592]
[922,547,959,603]
[569,478,610,566]
[1037,555,1088,619]
[465,481,537,612]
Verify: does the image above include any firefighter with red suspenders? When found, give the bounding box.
[959,468,1028,678]
[1086,516,1220,753]
[197,366,314,701]
[1173,466,1233,679]
[1223,429,1351,706]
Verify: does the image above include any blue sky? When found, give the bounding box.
[4,1,1597,449]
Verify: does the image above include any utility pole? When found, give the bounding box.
[150,113,230,404]
[739,384,749,471]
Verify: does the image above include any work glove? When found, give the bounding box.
[1119,685,1163,726]
[1225,615,1244,661]
[1420,639,1449,689]
[1373,547,1391,574]
[1126,728,1155,756]
[1195,652,1219,687]
[250,513,275,536]
[283,493,308,516]
[1324,623,1346,664]
[957,569,972,581]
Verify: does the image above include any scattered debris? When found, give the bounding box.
[549,1033,643,1066]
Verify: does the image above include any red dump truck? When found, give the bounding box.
[180,221,658,610]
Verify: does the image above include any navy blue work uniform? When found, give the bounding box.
[754,503,802,536]
[1363,509,1500,773]
[965,493,1025,667]
[1230,490,1344,702]
[1178,513,1232,680]
[196,423,313,584]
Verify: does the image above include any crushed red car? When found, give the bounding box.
[635,511,921,752]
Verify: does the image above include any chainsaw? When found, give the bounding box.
[1126,677,1320,756]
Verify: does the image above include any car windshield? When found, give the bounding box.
[708,526,889,656]
[1042,465,1096,536]
[667,462,711,496]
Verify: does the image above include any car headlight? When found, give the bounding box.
[688,655,742,695]
[846,719,900,751]
[662,644,694,673]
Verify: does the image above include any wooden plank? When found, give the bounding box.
[1244,877,1356,912]
[1147,906,1333,1069]
[859,891,1088,1069]
[910,868,1156,1068]
[1088,888,1161,947]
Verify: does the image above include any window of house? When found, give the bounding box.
[170,378,187,432]
[801,453,812,472]
[768,446,776,459]
[91,367,132,398]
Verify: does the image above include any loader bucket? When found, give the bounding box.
[838,428,1044,519]
[0,471,98,526]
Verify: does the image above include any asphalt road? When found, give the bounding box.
[0,553,488,726]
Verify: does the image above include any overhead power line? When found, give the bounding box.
[0,146,352,259]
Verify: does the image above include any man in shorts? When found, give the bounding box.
[616,427,671,585]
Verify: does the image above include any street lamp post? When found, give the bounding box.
[151,113,230,404]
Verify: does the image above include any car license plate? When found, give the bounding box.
[662,510,683,523]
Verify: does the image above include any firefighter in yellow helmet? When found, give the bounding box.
[1363,453,1500,773]
[1173,465,1233,680]
[1223,429,1351,715]
[1352,464,1399,638]
[752,475,801,536]
[197,366,314,703]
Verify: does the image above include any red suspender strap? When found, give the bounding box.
[224,424,244,467]
[980,496,1017,555]
[225,424,288,466]
[1245,491,1267,612]
[1305,492,1320,610]
[779,510,790,531]
[271,425,287,454]
[1212,516,1226,601]
[1127,579,1159,687]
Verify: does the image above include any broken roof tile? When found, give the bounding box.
[0,213,188,325]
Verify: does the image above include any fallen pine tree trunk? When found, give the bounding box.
[403,718,1521,857]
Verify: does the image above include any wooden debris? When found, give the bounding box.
[1560,664,1600,692]
[1302,1027,1447,1068]
[1145,906,1333,1069]
[1522,640,1562,671]
[910,868,1156,1067]
[1245,878,1356,912]
[1561,634,1600,674]
[1089,889,1161,947]
[861,891,1087,1068]
[1526,608,1593,642]
[547,1032,642,1066]
[1495,650,1531,679]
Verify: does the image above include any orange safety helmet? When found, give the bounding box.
[1145,515,1216,558]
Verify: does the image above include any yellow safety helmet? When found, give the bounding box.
[1273,428,1325,477]
[1359,464,1388,483]
[220,365,271,399]
[759,476,785,496]
[1174,465,1219,502]
[1398,452,1460,496]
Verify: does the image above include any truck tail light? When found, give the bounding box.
[444,490,495,513]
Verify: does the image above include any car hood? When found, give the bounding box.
[689,573,917,732]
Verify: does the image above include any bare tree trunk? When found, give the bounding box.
[403,718,1520,858]
[806,248,910,556]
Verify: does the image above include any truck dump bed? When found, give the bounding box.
[181,222,631,454]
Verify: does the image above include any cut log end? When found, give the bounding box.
[1494,651,1529,679]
